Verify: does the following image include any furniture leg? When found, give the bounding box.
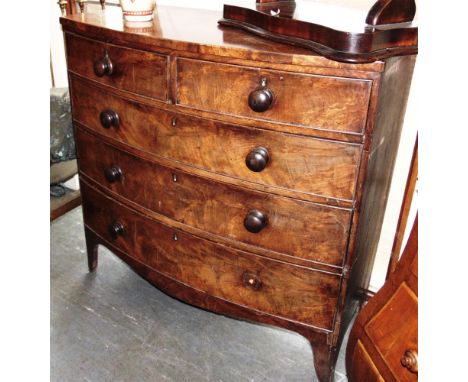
[84,226,99,272]
[309,337,336,382]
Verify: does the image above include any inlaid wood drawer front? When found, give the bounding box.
[81,180,341,330]
[176,58,372,134]
[71,78,362,201]
[350,341,385,382]
[65,33,168,101]
[76,128,352,266]
[365,283,418,382]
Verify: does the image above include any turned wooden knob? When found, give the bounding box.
[104,166,122,183]
[100,110,120,129]
[242,272,262,290]
[93,55,113,77]
[401,349,418,373]
[246,146,269,172]
[244,210,267,233]
[248,78,273,112]
[108,221,124,239]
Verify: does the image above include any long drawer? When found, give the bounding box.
[76,127,352,266]
[65,33,168,101]
[81,180,341,330]
[176,57,372,134]
[71,77,362,202]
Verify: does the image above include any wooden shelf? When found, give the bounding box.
[51,190,81,221]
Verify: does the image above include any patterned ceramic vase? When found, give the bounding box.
[119,0,156,22]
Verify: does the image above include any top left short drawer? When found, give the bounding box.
[65,33,168,101]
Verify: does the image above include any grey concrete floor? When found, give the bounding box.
[51,206,350,382]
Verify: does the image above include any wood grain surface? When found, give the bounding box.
[177,57,372,134]
[220,4,417,64]
[346,56,416,305]
[61,6,417,381]
[81,180,342,331]
[83,223,337,382]
[76,127,352,266]
[366,0,416,26]
[346,216,418,382]
[60,5,385,73]
[71,77,363,202]
[349,340,385,382]
[65,33,168,100]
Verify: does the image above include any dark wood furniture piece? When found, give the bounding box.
[346,216,418,381]
[220,0,418,63]
[60,4,416,381]
[387,135,418,277]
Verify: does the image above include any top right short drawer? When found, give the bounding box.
[176,58,372,134]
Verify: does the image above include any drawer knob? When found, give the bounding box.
[93,55,113,77]
[100,110,120,129]
[401,349,418,373]
[104,166,122,183]
[248,78,273,113]
[242,272,262,290]
[244,210,267,233]
[108,221,124,239]
[246,146,269,172]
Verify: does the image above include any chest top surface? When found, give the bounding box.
[60,4,385,72]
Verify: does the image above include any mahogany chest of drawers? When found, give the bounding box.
[61,6,415,382]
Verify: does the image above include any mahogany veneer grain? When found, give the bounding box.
[81,180,342,331]
[71,77,363,202]
[76,127,353,267]
[347,217,418,382]
[62,5,416,381]
[176,57,372,134]
[66,33,168,101]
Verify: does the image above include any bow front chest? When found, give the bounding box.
[61,5,415,382]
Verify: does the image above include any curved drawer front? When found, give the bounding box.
[71,78,362,201]
[176,58,372,134]
[81,180,341,330]
[76,128,352,266]
[65,33,168,101]
[364,284,418,381]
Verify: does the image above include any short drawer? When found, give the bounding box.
[65,33,168,101]
[176,58,372,134]
[71,78,362,202]
[76,127,352,266]
[364,284,418,381]
[81,180,341,330]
